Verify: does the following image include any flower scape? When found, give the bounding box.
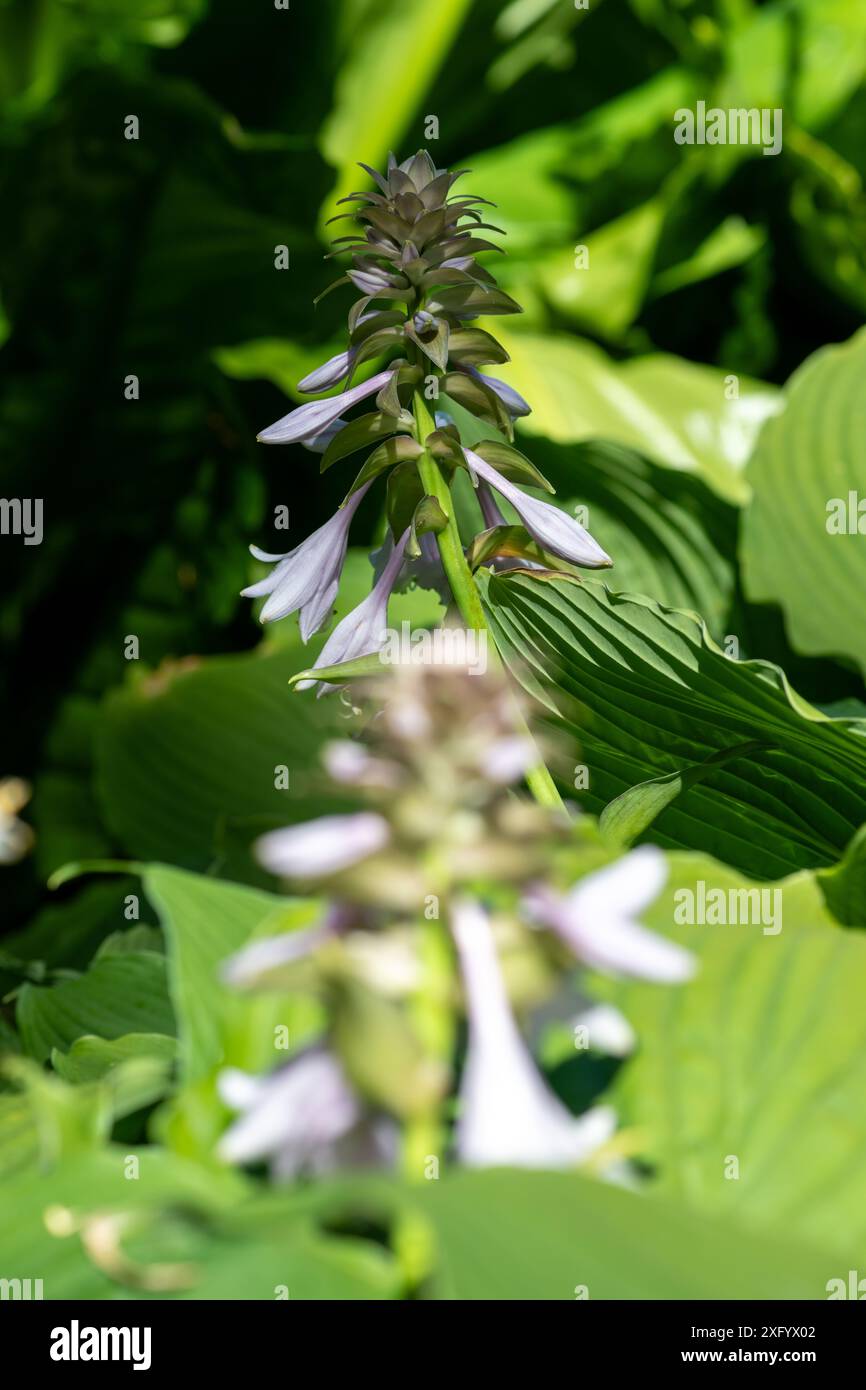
[243,150,611,696]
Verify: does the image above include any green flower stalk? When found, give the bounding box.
[243,150,613,800]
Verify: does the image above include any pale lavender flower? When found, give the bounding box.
[218,1047,396,1179]
[241,481,372,636]
[257,368,395,445]
[256,812,390,879]
[464,447,612,569]
[481,736,536,784]
[451,897,616,1169]
[477,480,507,530]
[475,479,550,575]
[301,417,349,453]
[572,1003,637,1058]
[348,267,403,296]
[296,528,411,692]
[525,846,696,983]
[322,741,400,789]
[297,348,355,394]
[297,313,382,393]
[463,366,531,418]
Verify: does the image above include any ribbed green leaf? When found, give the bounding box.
[143,865,317,1085]
[417,1168,848,1299]
[94,649,346,874]
[740,327,866,677]
[492,326,780,504]
[601,867,866,1255]
[17,954,175,1064]
[481,571,866,878]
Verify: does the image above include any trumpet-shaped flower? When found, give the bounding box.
[241,481,372,636]
[525,846,696,983]
[257,368,395,445]
[218,1048,395,1179]
[464,447,612,569]
[451,897,616,1169]
[296,528,411,691]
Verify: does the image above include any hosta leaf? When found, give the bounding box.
[481,572,866,878]
[17,954,175,1064]
[740,327,866,678]
[817,825,866,927]
[417,1167,847,1300]
[143,865,318,1085]
[600,742,768,847]
[51,1034,177,1118]
[94,648,347,874]
[601,879,866,1256]
[490,326,780,504]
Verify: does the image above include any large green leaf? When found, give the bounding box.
[94,647,346,875]
[740,327,866,678]
[510,438,738,632]
[143,864,318,1085]
[600,904,866,1256]
[0,1149,399,1300]
[16,953,175,1064]
[466,67,694,257]
[530,196,668,343]
[481,571,866,878]
[817,825,866,927]
[51,1033,177,1118]
[417,1168,848,1300]
[318,0,473,213]
[491,325,780,504]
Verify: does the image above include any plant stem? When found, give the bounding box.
[412,389,564,812]
[402,907,454,1182]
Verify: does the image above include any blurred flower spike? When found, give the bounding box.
[219,665,694,1180]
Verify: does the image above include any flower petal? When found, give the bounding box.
[451,897,617,1169]
[526,849,696,984]
[255,811,390,879]
[243,483,371,629]
[298,349,355,394]
[257,369,393,445]
[472,369,531,418]
[217,1049,360,1171]
[568,845,669,920]
[464,448,612,568]
[295,528,410,691]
